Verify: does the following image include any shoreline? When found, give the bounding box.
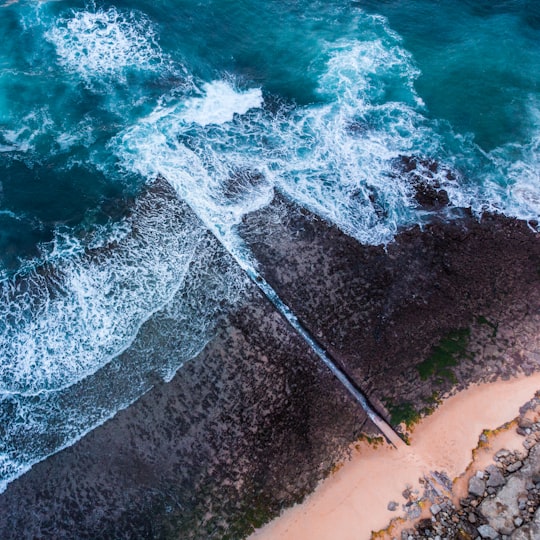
[250,372,540,540]
[0,196,538,538]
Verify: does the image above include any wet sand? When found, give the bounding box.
[251,372,540,540]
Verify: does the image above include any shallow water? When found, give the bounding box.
[0,0,538,491]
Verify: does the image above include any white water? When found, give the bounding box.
[44,7,169,87]
[1,1,539,495]
[0,185,248,492]
[0,194,198,395]
[113,30,451,248]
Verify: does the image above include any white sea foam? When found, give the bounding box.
[0,182,249,490]
[441,99,540,226]
[267,36,440,243]
[115,18,540,251]
[495,106,540,221]
[181,81,263,126]
[114,80,272,250]
[0,108,53,154]
[45,8,167,86]
[0,192,203,395]
[114,23,446,246]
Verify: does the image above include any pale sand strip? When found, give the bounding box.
[250,372,540,540]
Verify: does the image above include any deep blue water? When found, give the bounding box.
[0,0,539,491]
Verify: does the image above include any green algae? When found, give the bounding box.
[384,399,421,428]
[477,315,498,338]
[416,328,471,383]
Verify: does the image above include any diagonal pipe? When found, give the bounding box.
[161,177,405,447]
[245,268,405,448]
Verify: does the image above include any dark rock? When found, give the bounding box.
[507,461,524,473]
[388,501,399,511]
[221,168,266,201]
[518,418,534,430]
[417,517,433,532]
[403,485,413,499]
[431,503,442,515]
[487,469,507,488]
[0,189,368,540]
[391,155,454,210]
[523,439,536,451]
[240,193,540,430]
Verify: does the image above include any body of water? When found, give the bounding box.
[0,0,538,491]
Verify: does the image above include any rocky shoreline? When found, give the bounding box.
[240,193,540,437]
[391,394,540,540]
[0,183,368,540]
[0,182,538,538]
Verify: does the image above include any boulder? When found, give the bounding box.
[469,476,486,497]
[477,524,499,539]
[487,469,506,488]
[480,476,527,534]
[518,417,534,430]
[507,461,524,473]
[430,503,442,515]
[511,522,540,539]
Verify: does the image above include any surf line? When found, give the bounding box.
[160,177,404,448]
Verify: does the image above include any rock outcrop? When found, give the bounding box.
[0,184,538,538]
[399,395,540,540]
[240,193,540,434]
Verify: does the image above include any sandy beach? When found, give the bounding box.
[250,372,540,540]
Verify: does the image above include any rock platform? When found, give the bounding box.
[0,184,539,538]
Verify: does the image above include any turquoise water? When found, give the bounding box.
[0,0,539,491]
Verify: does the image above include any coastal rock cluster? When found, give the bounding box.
[399,398,540,540]
[391,155,454,210]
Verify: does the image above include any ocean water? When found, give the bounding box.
[0,0,539,491]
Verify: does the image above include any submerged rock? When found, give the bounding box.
[392,155,455,210]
